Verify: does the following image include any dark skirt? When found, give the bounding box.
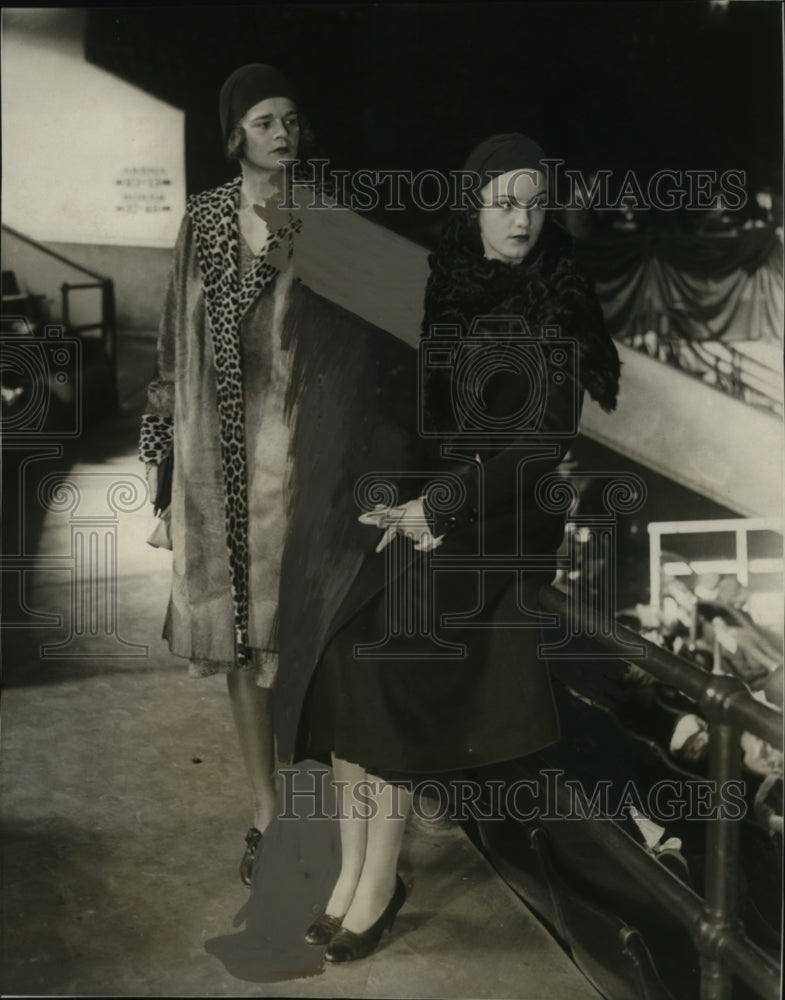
[296,545,561,777]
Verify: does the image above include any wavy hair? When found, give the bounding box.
[224,111,317,163]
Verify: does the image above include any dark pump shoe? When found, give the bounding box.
[240,827,262,887]
[324,876,406,963]
[304,913,343,946]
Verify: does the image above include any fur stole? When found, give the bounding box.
[422,212,621,413]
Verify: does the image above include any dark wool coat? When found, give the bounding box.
[288,342,577,773]
[274,289,422,763]
[287,216,620,774]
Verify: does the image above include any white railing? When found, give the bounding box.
[648,517,783,629]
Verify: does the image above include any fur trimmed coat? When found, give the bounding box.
[290,213,621,774]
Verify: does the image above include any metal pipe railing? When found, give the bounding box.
[647,517,782,626]
[2,224,108,282]
[3,224,118,409]
[538,583,782,1000]
[557,776,780,1000]
[61,279,119,410]
[621,308,782,416]
[539,585,781,750]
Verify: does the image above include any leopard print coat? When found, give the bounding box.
[140,175,301,668]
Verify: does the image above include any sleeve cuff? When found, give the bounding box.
[138,413,173,465]
[422,488,478,538]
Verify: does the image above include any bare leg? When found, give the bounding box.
[340,773,412,933]
[227,669,276,833]
[324,755,369,917]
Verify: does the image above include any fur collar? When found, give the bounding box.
[423,213,620,412]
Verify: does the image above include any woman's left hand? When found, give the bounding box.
[359,498,444,553]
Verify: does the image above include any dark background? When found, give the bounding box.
[85,2,782,203]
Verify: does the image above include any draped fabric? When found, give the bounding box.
[575,225,783,343]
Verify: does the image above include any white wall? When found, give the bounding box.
[2,8,185,249]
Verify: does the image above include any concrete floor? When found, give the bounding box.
[1,336,599,998]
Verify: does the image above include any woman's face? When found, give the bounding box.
[477,169,547,265]
[239,97,300,172]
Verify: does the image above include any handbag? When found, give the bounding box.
[153,448,173,516]
[147,448,173,550]
[146,506,172,550]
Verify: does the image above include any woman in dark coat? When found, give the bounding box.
[291,133,622,961]
[140,62,423,892]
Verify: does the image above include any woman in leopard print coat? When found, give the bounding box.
[139,64,315,886]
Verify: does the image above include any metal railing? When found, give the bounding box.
[619,307,782,418]
[648,517,783,625]
[2,224,117,408]
[538,583,782,1000]
[61,279,118,405]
